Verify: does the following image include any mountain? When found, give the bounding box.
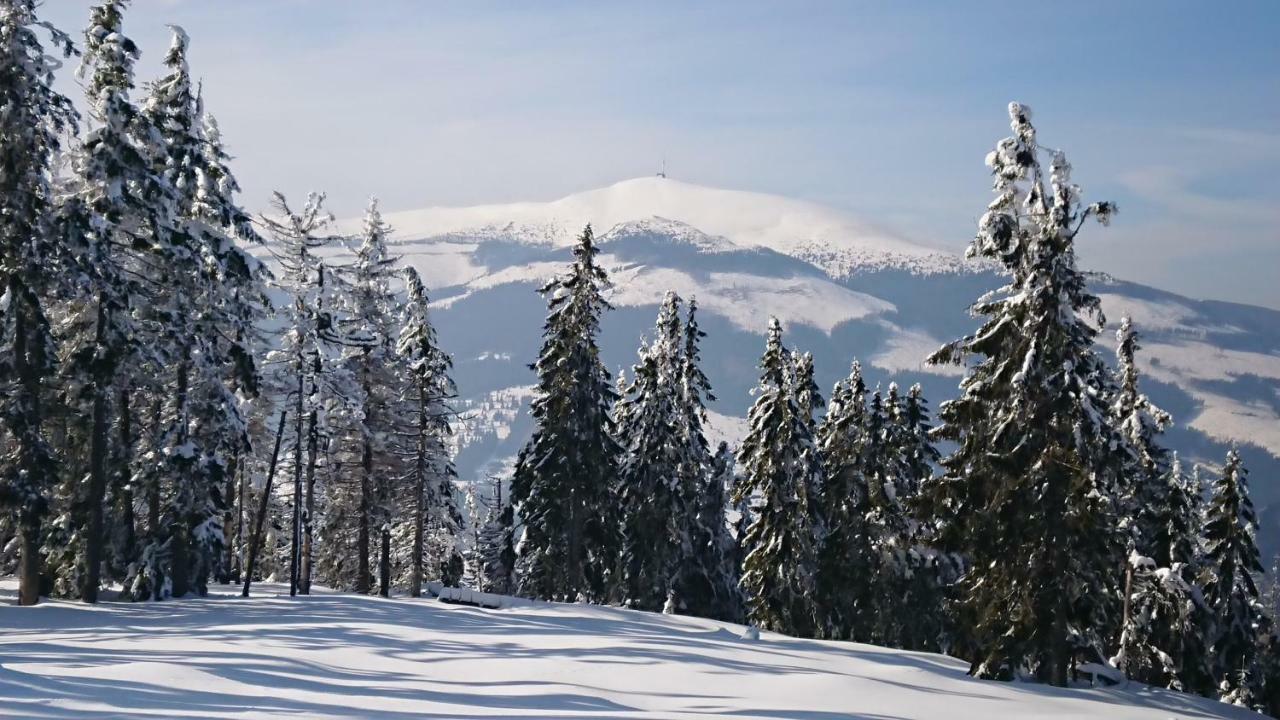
[0,578,1259,719]
[332,176,1280,555]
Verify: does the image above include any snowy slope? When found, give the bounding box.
[0,579,1257,720]
[373,176,963,276]
[280,177,1280,556]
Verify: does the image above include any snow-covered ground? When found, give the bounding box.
[0,579,1257,719]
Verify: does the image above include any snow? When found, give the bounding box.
[607,264,894,335]
[370,177,964,277]
[1094,331,1280,455]
[0,579,1254,719]
[870,324,967,377]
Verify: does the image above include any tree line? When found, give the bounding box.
[0,1,1275,715]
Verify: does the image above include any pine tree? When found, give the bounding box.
[511,225,620,602]
[0,0,79,606]
[396,266,459,597]
[260,191,349,595]
[1109,320,1214,693]
[921,103,1125,684]
[616,293,684,611]
[733,318,819,636]
[341,199,403,596]
[1113,316,1175,565]
[67,0,180,602]
[888,383,949,652]
[683,441,741,621]
[815,361,874,640]
[1204,448,1267,703]
[476,476,517,595]
[670,297,731,618]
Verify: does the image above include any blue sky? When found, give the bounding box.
[43,1,1280,308]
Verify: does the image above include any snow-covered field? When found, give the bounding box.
[0,579,1257,719]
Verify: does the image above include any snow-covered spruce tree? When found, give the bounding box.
[685,440,741,621]
[339,199,403,596]
[815,361,874,641]
[1204,448,1267,704]
[475,476,517,595]
[676,298,738,621]
[140,25,267,597]
[63,0,183,602]
[888,383,950,652]
[260,191,349,594]
[732,318,820,636]
[511,224,621,602]
[921,103,1124,685]
[0,0,79,606]
[396,266,460,597]
[1112,316,1174,565]
[616,293,684,611]
[1109,320,1214,693]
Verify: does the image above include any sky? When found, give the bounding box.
[42,1,1280,308]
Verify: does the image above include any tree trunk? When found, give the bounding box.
[113,387,136,577]
[379,524,391,598]
[357,435,373,595]
[300,409,319,594]
[146,398,162,536]
[243,410,288,597]
[81,297,113,603]
[410,390,427,597]
[232,460,245,583]
[170,355,192,598]
[18,513,42,606]
[220,452,238,584]
[10,299,48,606]
[289,374,304,597]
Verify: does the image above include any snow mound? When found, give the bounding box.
[375,177,964,276]
[0,579,1257,719]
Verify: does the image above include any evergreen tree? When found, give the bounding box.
[1109,322,1214,693]
[1113,316,1175,565]
[396,266,459,597]
[888,383,950,652]
[683,441,742,621]
[142,25,266,598]
[733,318,819,636]
[921,103,1125,684]
[475,476,516,595]
[1204,448,1267,704]
[66,0,179,602]
[340,199,403,596]
[0,0,79,606]
[815,361,874,640]
[511,225,620,602]
[616,293,684,611]
[672,297,734,618]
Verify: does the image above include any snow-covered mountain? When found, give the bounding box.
[0,578,1259,719]
[334,177,1280,555]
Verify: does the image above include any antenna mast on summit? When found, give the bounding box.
[657,157,667,179]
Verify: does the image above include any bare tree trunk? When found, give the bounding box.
[219,452,238,584]
[410,390,427,597]
[379,524,391,598]
[289,375,304,597]
[10,301,48,606]
[231,459,244,583]
[357,435,373,595]
[146,397,162,537]
[18,513,42,606]
[170,355,191,598]
[243,410,288,597]
[114,387,135,576]
[300,409,318,594]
